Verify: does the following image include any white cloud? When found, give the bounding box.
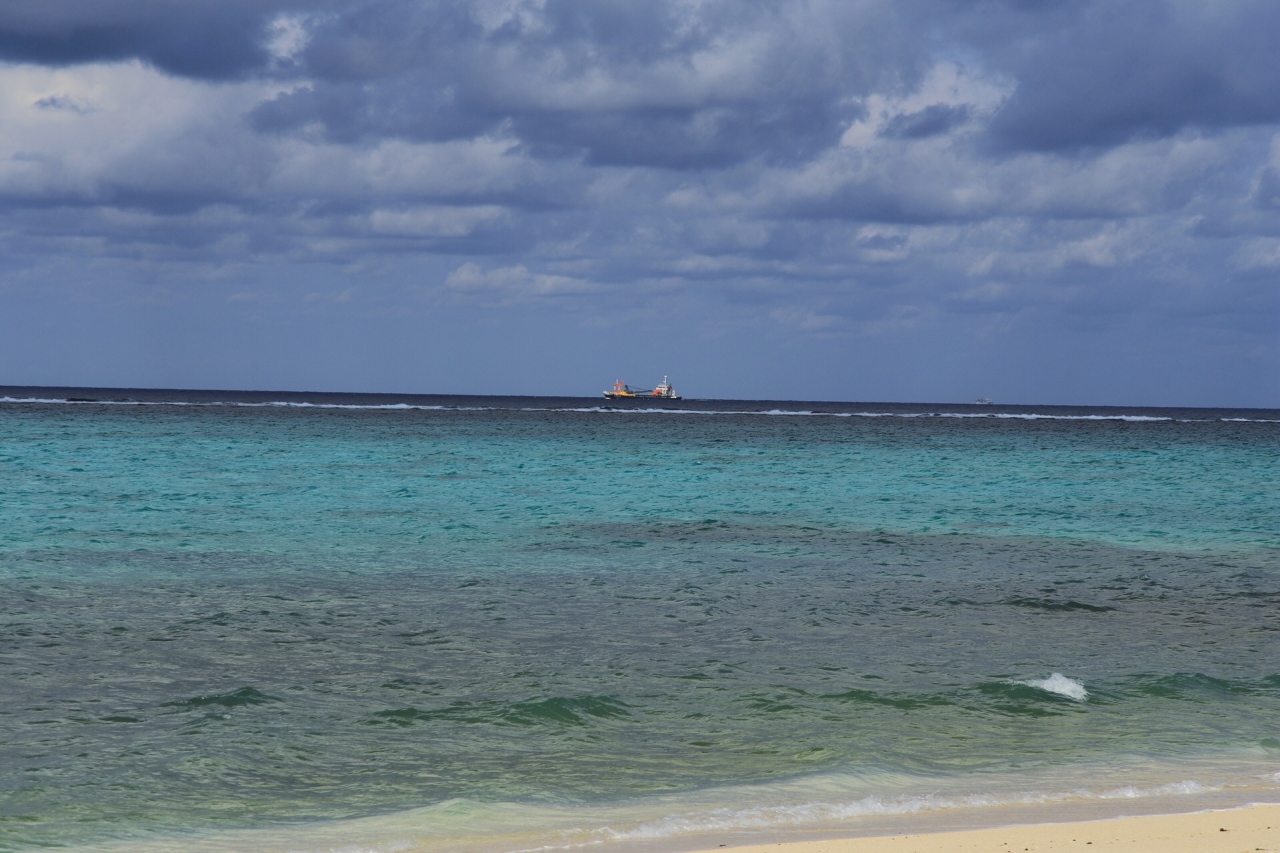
[265,136,542,202]
[0,60,281,202]
[769,306,843,331]
[444,261,600,300]
[0,60,553,258]
[1232,237,1280,270]
[840,62,1010,148]
[265,14,315,64]
[363,206,509,238]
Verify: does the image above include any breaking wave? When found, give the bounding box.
[2,395,1276,423]
[593,779,1214,844]
[1015,673,1089,702]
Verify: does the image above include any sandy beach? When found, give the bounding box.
[706,805,1280,853]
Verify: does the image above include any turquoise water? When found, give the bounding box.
[1,394,1278,851]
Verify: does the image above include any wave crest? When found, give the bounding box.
[1017,673,1089,702]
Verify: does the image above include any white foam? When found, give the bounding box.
[1098,780,1209,799]
[48,760,1272,853]
[591,779,1219,845]
[1,396,1276,423]
[938,413,1172,422]
[0,395,98,404]
[1018,673,1089,702]
[0,396,461,412]
[291,844,415,853]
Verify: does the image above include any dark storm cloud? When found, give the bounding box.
[4,0,1279,160]
[244,0,910,169]
[979,0,1280,151]
[880,104,970,140]
[0,0,326,79]
[243,0,1280,165]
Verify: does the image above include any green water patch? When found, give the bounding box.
[1,399,1277,849]
[1123,673,1280,701]
[163,687,281,709]
[973,681,1089,717]
[818,688,956,711]
[367,695,632,728]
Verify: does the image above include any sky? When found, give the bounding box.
[0,0,1278,406]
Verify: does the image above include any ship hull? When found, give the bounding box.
[603,392,682,400]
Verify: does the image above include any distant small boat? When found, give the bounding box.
[604,376,681,400]
[974,397,994,405]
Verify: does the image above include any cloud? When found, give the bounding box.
[769,306,843,332]
[749,125,1225,226]
[265,13,315,66]
[362,206,508,239]
[240,0,908,170]
[5,1,1278,163]
[1233,238,1280,271]
[1252,135,1280,210]
[0,0,1275,390]
[0,59,564,260]
[33,93,90,113]
[880,104,970,140]
[444,261,600,301]
[0,0,308,79]
[979,1,1280,151]
[0,61,284,206]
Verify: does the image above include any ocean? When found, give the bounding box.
[1,388,1277,852]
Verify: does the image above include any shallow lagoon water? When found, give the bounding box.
[1,391,1278,851]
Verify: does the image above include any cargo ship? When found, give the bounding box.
[604,376,681,400]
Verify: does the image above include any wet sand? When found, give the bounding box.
[702,804,1280,853]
